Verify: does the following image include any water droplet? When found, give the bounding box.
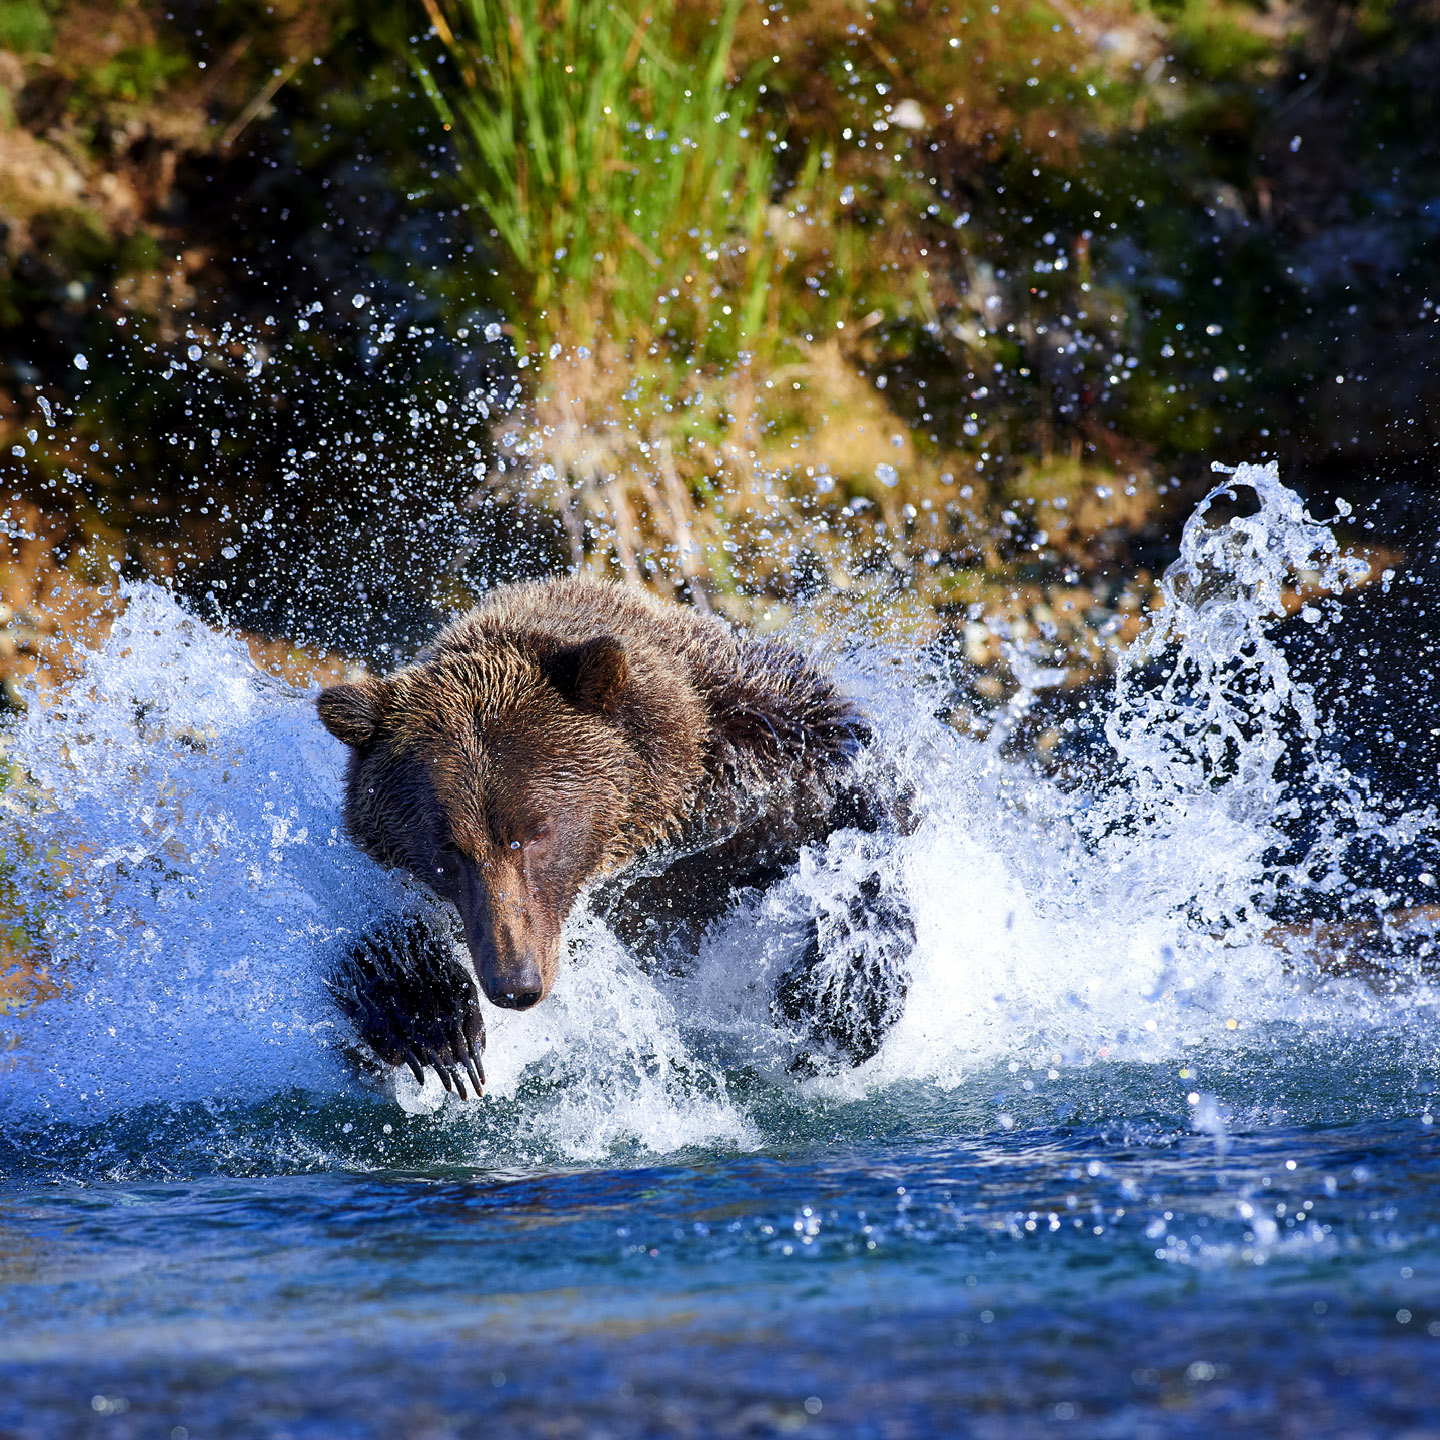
[73,353,88,371]
[889,98,925,130]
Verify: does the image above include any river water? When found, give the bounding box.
[2,465,1438,1437]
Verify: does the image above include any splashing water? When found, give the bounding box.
[0,464,1435,1184]
[1095,462,1385,937]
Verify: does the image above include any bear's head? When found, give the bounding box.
[317,625,706,1010]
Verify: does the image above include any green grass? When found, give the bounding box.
[416,0,782,364]
[0,0,54,53]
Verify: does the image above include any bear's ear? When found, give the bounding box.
[317,678,389,748]
[547,635,629,715]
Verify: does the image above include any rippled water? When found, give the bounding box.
[3,465,1439,1435]
[4,1115,1440,1438]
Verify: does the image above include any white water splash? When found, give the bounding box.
[1,586,369,1110]
[0,465,1432,1163]
[680,463,1432,1092]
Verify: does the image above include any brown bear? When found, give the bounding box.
[317,575,910,1097]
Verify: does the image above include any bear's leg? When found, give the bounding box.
[329,914,486,1097]
[773,873,914,1074]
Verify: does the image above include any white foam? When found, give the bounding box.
[2,586,385,1111]
[1,466,1430,1163]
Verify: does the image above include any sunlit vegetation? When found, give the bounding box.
[0,0,1435,706]
[415,0,1149,621]
[411,0,1436,674]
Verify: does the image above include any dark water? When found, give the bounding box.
[4,467,1440,1435]
[4,1093,1440,1439]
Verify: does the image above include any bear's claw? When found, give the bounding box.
[330,916,488,1099]
[456,1025,485,1094]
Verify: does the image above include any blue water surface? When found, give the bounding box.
[3,1049,1440,1440]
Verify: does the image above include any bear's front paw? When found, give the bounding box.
[774,872,913,1075]
[330,917,487,1098]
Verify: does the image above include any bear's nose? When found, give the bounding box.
[494,988,543,1011]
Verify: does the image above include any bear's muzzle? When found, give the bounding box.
[452,852,553,1011]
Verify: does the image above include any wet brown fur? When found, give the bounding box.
[318,576,875,1016]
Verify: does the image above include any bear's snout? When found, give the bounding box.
[471,939,549,1011]
[449,851,560,1012]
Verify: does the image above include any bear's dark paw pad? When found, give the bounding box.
[330,917,486,1099]
[774,874,913,1075]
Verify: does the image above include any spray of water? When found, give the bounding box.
[1096,462,1372,937]
[1,462,1434,1178]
